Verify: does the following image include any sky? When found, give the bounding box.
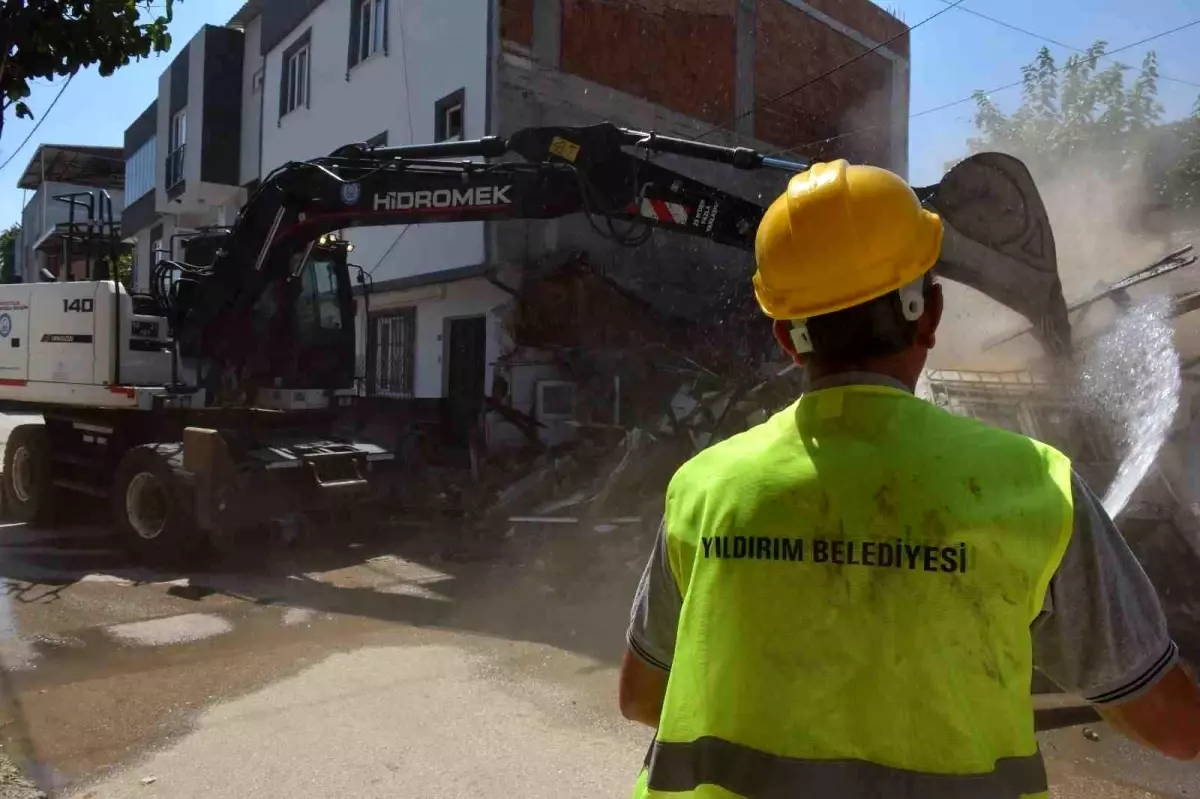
[2,0,1200,228]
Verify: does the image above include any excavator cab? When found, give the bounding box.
[256,241,357,391]
[170,233,358,398]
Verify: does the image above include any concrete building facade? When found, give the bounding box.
[121,23,251,291]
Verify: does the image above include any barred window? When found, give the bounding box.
[369,308,416,398]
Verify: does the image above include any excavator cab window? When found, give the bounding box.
[250,243,356,391]
[296,255,343,334]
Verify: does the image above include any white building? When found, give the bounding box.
[121,23,252,290]
[247,0,504,405]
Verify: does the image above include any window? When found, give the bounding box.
[370,308,416,398]
[349,0,388,69]
[435,89,465,142]
[280,31,312,119]
[295,253,343,332]
[365,131,388,149]
[536,381,577,420]
[170,108,187,150]
[124,136,156,205]
[166,109,186,189]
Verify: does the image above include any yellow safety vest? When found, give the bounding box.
[632,384,1074,799]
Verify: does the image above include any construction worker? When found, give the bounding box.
[620,160,1200,798]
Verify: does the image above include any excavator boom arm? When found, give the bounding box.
[162,122,1071,398]
[176,123,789,368]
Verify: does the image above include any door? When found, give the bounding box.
[445,316,487,447]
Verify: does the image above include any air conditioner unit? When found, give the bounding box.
[536,380,576,420]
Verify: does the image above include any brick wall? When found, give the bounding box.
[498,0,905,169]
[559,0,737,125]
[500,0,534,47]
[755,0,893,164]
[805,0,908,57]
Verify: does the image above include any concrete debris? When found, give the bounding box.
[0,754,44,799]
[1083,728,1101,742]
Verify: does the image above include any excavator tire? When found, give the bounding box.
[112,444,206,567]
[3,424,57,526]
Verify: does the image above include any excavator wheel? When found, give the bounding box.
[3,424,58,526]
[112,444,207,567]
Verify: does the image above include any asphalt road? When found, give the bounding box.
[0,415,1190,797]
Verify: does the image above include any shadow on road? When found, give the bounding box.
[0,503,655,671]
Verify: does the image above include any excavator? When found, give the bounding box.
[0,122,1071,564]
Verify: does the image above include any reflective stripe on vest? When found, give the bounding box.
[635,385,1074,799]
[644,737,1047,798]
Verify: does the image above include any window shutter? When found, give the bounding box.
[347,0,361,74]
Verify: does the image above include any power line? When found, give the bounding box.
[0,75,76,174]
[687,0,967,144]
[771,18,1200,158]
[931,0,1200,90]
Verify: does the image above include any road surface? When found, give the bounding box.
[0,417,1191,796]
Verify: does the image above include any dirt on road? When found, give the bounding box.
[0,511,1191,798]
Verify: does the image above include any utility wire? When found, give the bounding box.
[686,0,967,144]
[930,0,1200,90]
[770,18,1200,158]
[369,0,415,276]
[0,74,75,174]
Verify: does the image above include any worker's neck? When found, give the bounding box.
[807,355,920,392]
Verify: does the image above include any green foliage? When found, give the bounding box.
[0,224,17,284]
[112,248,133,288]
[969,43,1167,177]
[1145,98,1200,212]
[0,1,179,139]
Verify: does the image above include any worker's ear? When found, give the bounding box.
[773,320,807,366]
[916,282,943,350]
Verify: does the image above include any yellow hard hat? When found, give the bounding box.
[753,160,944,320]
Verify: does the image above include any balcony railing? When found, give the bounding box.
[165,145,186,190]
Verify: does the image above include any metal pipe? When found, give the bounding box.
[374,136,508,161]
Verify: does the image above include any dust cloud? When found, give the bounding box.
[929,148,1175,372]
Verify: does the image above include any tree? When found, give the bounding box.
[0,224,17,284]
[1143,99,1200,214]
[111,248,133,288]
[968,42,1200,221]
[1,1,180,140]
[969,43,1168,179]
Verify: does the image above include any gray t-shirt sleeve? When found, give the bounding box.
[626,517,682,672]
[1032,470,1178,704]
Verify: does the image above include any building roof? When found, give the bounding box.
[17,144,124,191]
[229,0,264,27]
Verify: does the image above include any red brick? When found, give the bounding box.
[805,0,909,58]
[561,0,737,125]
[754,0,893,165]
[501,0,535,47]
